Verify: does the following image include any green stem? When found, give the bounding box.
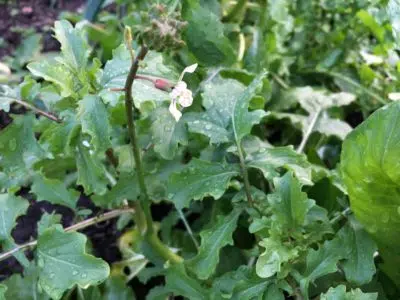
[147,233,183,264]
[223,0,247,22]
[297,108,321,153]
[124,46,154,235]
[237,143,254,206]
[123,45,183,264]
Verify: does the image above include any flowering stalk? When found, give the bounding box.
[123,38,182,264]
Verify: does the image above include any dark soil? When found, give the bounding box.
[0,0,85,59]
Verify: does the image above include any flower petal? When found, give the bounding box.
[178,90,193,107]
[178,63,198,81]
[169,100,182,121]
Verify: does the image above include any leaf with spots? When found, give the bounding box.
[187,77,245,144]
[232,72,267,143]
[0,193,29,266]
[0,115,46,188]
[0,193,29,245]
[167,159,240,208]
[31,175,79,209]
[75,139,108,195]
[151,106,188,160]
[53,20,90,72]
[246,146,312,185]
[77,95,111,153]
[187,208,242,279]
[36,226,110,300]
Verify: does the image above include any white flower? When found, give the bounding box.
[388,92,400,101]
[360,50,383,65]
[168,63,198,121]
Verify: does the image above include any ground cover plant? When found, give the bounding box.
[1,0,400,299]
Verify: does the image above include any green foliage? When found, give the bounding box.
[341,101,400,285]
[183,0,235,66]
[36,226,110,300]
[320,285,377,300]
[187,208,242,279]
[1,0,399,298]
[167,159,240,208]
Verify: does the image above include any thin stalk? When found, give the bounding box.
[11,98,62,123]
[271,73,290,90]
[0,208,135,263]
[329,207,352,225]
[123,45,183,264]
[177,208,199,250]
[223,0,248,22]
[124,46,154,235]
[237,143,254,206]
[297,109,321,153]
[146,233,183,264]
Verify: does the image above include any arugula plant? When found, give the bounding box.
[0,0,400,299]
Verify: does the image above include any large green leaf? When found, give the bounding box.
[3,267,49,300]
[256,236,298,278]
[339,220,377,286]
[39,111,78,155]
[187,208,241,279]
[320,285,377,300]
[92,173,140,208]
[54,20,89,72]
[246,146,312,185]
[78,95,111,153]
[298,236,347,299]
[232,72,267,143]
[164,264,209,300]
[341,101,400,285]
[0,115,46,186]
[151,106,188,160]
[268,172,314,233]
[0,193,29,244]
[167,159,240,208]
[37,226,110,300]
[76,141,108,195]
[31,175,79,209]
[183,1,235,66]
[27,58,77,97]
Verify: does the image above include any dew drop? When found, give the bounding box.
[81,273,87,279]
[167,193,175,199]
[205,124,212,130]
[72,270,79,276]
[49,272,55,279]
